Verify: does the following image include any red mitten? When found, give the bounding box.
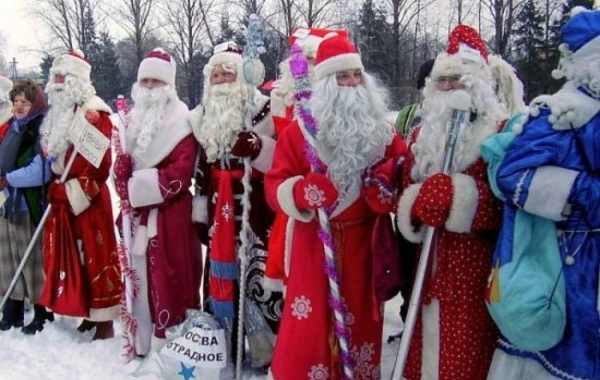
[48,182,69,204]
[293,172,338,210]
[114,154,133,182]
[231,131,262,159]
[371,157,403,184]
[362,181,397,214]
[413,173,454,227]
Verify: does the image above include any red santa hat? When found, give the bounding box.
[51,49,92,83]
[314,32,364,81]
[207,41,244,68]
[0,75,13,95]
[289,27,347,59]
[137,48,177,86]
[431,25,492,83]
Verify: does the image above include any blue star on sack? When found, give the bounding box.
[178,363,196,380]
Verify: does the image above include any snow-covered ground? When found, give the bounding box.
[0,295,403,380]
[0,114,405,379]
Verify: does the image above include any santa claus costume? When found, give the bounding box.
[113,48,202,353]
[486,7,600,380]
[265,33,407,380]
[190,42,282,367]
[265,27,345,294]
[39,50,121,340]
[395,26,507,380]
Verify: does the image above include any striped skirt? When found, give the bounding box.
[0,211,45,302]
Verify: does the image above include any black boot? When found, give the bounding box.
[22,304,54,335]
[77,319,96,332]
[0,299,24,331]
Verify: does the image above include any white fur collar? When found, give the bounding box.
[131,99,191,169]
[529,82,600,130]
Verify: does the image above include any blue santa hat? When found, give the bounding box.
[553,7,600,98]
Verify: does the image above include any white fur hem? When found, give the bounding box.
[132,225,149,256]
[276,176,315,223]
[487,349,561,380]
[422,299,441,380]
[396,183,425,243]
[262,277,284,292]
[151,336,167,353]
[192,195,208,224]
[88,305,119,322]
[445,173,479,233]
[128,168,164,208]
[284,216,294,278]
[251,135,275,173]
[523,166,578,222]
[65,178,91,216]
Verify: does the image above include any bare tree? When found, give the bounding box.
[30,0,97,52]
[296,0,342,28]
[162,0,217,105]
[116,0,155,65]
[482,0,528,56]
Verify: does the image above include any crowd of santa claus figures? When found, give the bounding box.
[0,5,598,380]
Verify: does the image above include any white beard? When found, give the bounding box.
[40,76,95,158]
[311,73,393,194]
[127,83,178,164]
[196,81,247,163]
[411,78,506,183]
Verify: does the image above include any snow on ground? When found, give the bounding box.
[0,114,405,379]
[0,295,403,380]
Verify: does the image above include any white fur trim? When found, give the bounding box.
[132,254,153,355]
[396,183,425,243]
[88,305,119,322]
[83,95,113,115]
[133,99,191,169]
[128,168,164,208]
[0,107,12,127]
[132,225,149,256]
[0,76,13,93]
[431,52,492,83]
[192,195,209,224]
[51,53,92,82]
[284,217,294,278]
[276,176,315,223]
[151,336,167,353]
[208,52,243,68]
[487,349,561,380]
[445,173,479,233]
[315,53,364,81]
[138,56,177,86]
[251,135,275,173]
[262,277,284,292]
[523,166,578,222]
[64,178,92,216]
[421,299,441,380]
[270,91,287,117]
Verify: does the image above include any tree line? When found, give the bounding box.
[29,0,595,110]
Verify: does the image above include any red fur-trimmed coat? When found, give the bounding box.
[396,125,502,380]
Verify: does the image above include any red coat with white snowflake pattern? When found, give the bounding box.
[396,126,502,380]
[265,121,407,380]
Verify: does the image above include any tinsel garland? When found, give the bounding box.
[289,43,354,380]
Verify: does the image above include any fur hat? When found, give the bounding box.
[430,25,492,83]
[552,7,600,98]
[289,27,347,59]
[207,41,243,68]
[137,48,177,86]
[50,49,92,83]
[314,32,364,81]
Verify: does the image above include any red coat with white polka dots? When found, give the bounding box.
[401,127,502,380]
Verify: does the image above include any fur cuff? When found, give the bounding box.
[65,178,91,216]
[88,305,119,322]
[192,195,209,223]
[445,173,479,233]
[524,166,578,221]
[128,168,164,208]
[251,135,275,173]
[276,176,315,223]
[396,183,424,243]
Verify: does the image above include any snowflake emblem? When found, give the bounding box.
[304,184,326,207]
[351,342,377,379]
[59,270,66,280]
[221,202,233,222]
[345,312,355,326]
[307,364,329,380]
[291,295,312,320]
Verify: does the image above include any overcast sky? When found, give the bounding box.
[1,0,599,75]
